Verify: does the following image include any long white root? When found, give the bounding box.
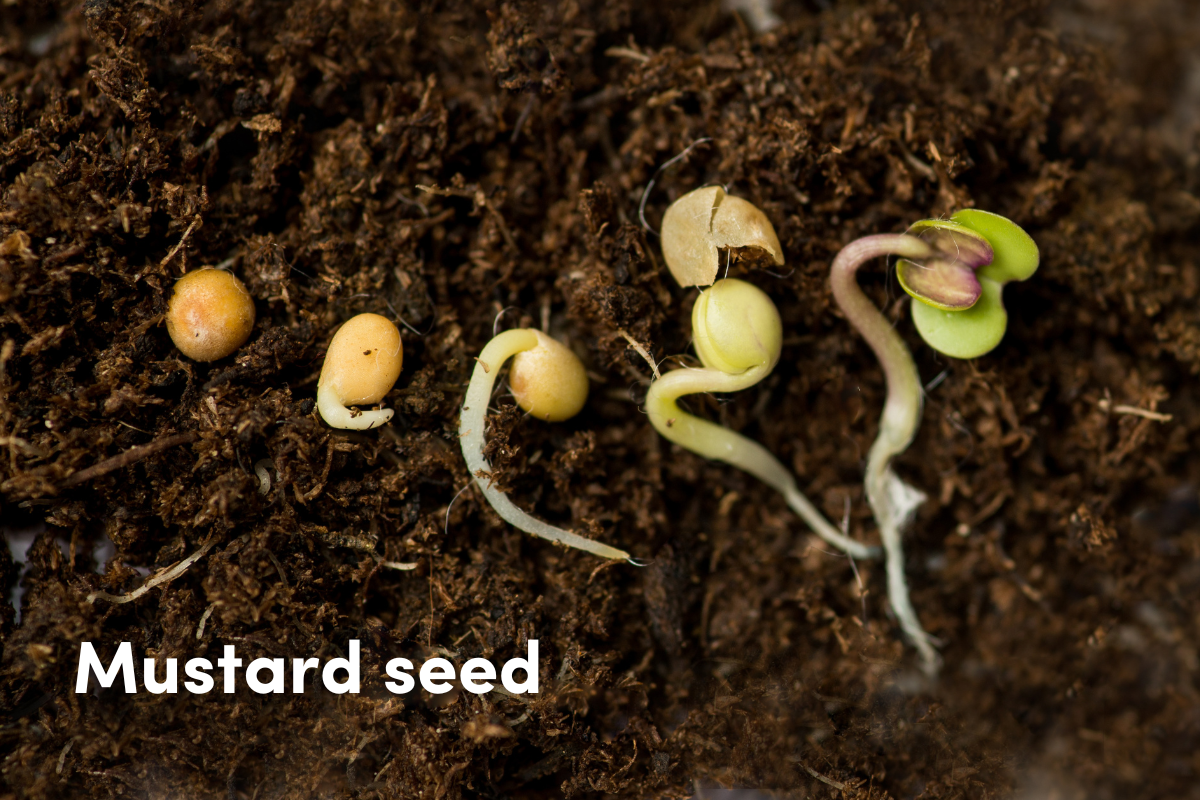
[459,329,630,561]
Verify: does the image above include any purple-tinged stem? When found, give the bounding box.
[831,233,941,674]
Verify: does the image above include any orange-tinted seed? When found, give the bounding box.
[166,269,256,361]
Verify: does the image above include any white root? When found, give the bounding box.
[88,537,216,605]
[317,384,394,430]
[459,329,630,561]
[254,458,275,496]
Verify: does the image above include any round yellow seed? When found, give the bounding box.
[166,268,256,361]
[691,278,782,374]
[509,330,588,422]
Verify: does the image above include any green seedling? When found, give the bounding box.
[652,186,878,561]
[830,209,1039,673]
[899,209,1040,359]
[459,328,630,561]
[645,278,879,561]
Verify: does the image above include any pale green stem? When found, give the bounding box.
[645,363,881,561]
[830,233,941,674]
[459,328,630,561]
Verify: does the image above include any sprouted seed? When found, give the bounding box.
[459,328,630,561]
[317,313,403,430]
[645,278,879,561]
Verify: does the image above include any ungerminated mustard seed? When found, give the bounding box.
[166,268,256,361]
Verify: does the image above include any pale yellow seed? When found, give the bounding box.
[316,313,402,430]
[166,268,256,362]
[319,313,403,406]
[660,185,784,287]
[509,330,588,422]
[692,278,782,374]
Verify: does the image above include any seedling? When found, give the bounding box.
[645,278,878,561]
[901,209,1041,359]
[831,208,1039,672]
[459,328,630,561]
[317,313,403,430]
[652,187,877,559]
[166,268,256,361]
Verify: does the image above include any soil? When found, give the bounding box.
[2,1,1199,798]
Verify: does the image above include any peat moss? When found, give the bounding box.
[2,1,1199,798]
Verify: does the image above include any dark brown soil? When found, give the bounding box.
[3,1,1199,798]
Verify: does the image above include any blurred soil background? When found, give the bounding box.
[2,0,1200,797]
